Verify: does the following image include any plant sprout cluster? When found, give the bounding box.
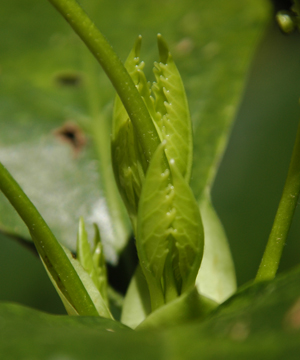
[1,0,300,331]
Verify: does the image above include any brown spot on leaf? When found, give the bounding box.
[283,298,300,331]
[55,71,82,87]
[54,122,87,157]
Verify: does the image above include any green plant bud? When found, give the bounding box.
[111,36,147,234]
[276,10,297,34]
[112,35,193,234]
[92,224,108,306]
[137,142,204,311]
[152,34,193,181]
[77,217,109,308]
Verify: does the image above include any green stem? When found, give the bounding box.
[0,162,99,316]
[47,0,160,163]
[255,119,300,282]
[84,53,130,251]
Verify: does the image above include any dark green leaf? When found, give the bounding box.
[169,266,300,359]
[2,266,300,359]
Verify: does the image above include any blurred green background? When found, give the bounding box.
[1,1,300,315]
[213,21,300,286]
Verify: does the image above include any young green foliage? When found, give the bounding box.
[112,36,202,312]
[151,35,193,182]
[77,218,109,306]
[111,37,148,234]
[112,35,193,235]
[92,224,109,306]
[44,244,112,318]
[77,217,100,290]
[0,161,111,318]
[136,143,204,311]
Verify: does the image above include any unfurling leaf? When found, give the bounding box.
[111,36,147,234]
[136,143,204,311]
[42,243,112,319]
[77,217,109,307]
[77,217,100,290]
[112,35,193,234]
[92,224,109,306]
[152,34,193,182]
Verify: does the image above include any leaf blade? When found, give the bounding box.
[137,143,204,309]
[152,34,193,181]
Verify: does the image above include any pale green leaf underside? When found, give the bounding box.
[136,287,217,330]
[120,264,151,329]
[196,194,237,303]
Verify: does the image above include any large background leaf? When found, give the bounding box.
[213,22,300,285]
[0,0,269,255]
[0,0,273,313]
[1,265,300,358]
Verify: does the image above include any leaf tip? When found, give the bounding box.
[133,35,143,58]
[157,34,170,64]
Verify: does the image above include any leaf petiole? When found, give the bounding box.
[47,0,161,164]
[0,162,99,316]
[255,119,300,282]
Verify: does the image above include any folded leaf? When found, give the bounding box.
[112,35,194,234]
[152,35,193,181]
[35,237,113,318]
[112,37,147,233]
[92,224,109,306]
[77,217,100,290]
[137,143,204,310]
[77,218,109,306]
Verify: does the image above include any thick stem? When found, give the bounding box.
[0,162,99,316]
[47,0,160,163]
[255,119,300,282]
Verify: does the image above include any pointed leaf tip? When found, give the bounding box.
[157,34,169,64]
[133,35,142,58]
